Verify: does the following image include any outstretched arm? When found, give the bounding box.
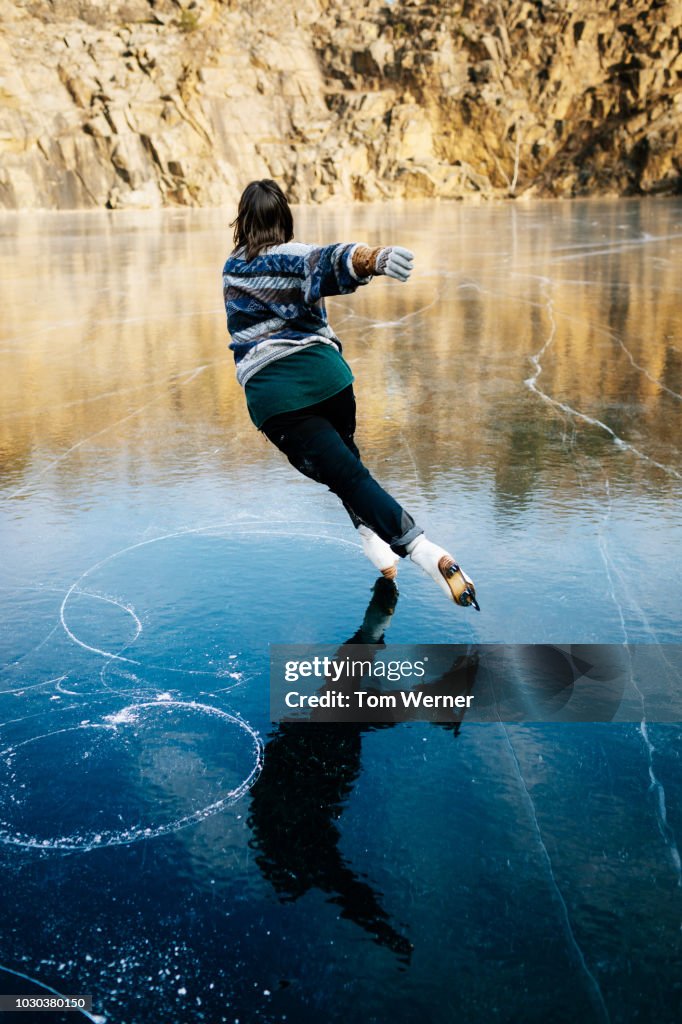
[303,243,414,303]
[351,245,414,282]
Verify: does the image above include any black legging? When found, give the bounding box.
[261,386,422,556]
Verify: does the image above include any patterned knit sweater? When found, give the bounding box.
[222,241,375,386]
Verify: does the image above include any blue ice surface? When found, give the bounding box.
[1,198,681,1023]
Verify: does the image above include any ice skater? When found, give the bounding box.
[222,179,478,610]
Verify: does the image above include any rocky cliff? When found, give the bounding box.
[0,0,680,209]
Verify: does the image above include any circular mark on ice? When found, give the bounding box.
[60,524,361,675]
[0,701,262,850]
[61,588,142,660]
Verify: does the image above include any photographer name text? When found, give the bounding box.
[284,690,475,710]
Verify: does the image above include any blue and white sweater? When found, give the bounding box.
[222,241,371,386]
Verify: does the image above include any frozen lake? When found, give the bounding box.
[1,199,681,1022]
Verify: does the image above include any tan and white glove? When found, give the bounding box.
[375,246,414,281]
[352,245,415,281]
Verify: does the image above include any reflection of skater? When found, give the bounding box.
[222,179,478,609]
[303,578,479,727]
[248,578,413,961]
[248,579,478,961]
[248,717,414,961]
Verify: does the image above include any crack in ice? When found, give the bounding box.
[499,723,611,1023]
[0,965,104,1023]
[524,280,681,480]
[586,470,682,890]
[2,363,212,502]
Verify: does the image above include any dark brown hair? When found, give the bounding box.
[231,179,294,261]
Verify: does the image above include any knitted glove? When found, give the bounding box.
[375,246,414,282]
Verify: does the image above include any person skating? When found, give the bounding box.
[222,179,478,610]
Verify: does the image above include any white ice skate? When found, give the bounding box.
[407,536,479,610]
[357,525,399,581]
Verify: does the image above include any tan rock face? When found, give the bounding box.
[0,0,679,209]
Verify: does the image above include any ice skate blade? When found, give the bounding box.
[438,556,479,610]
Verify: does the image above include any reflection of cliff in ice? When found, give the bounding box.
[1,201,681,501]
